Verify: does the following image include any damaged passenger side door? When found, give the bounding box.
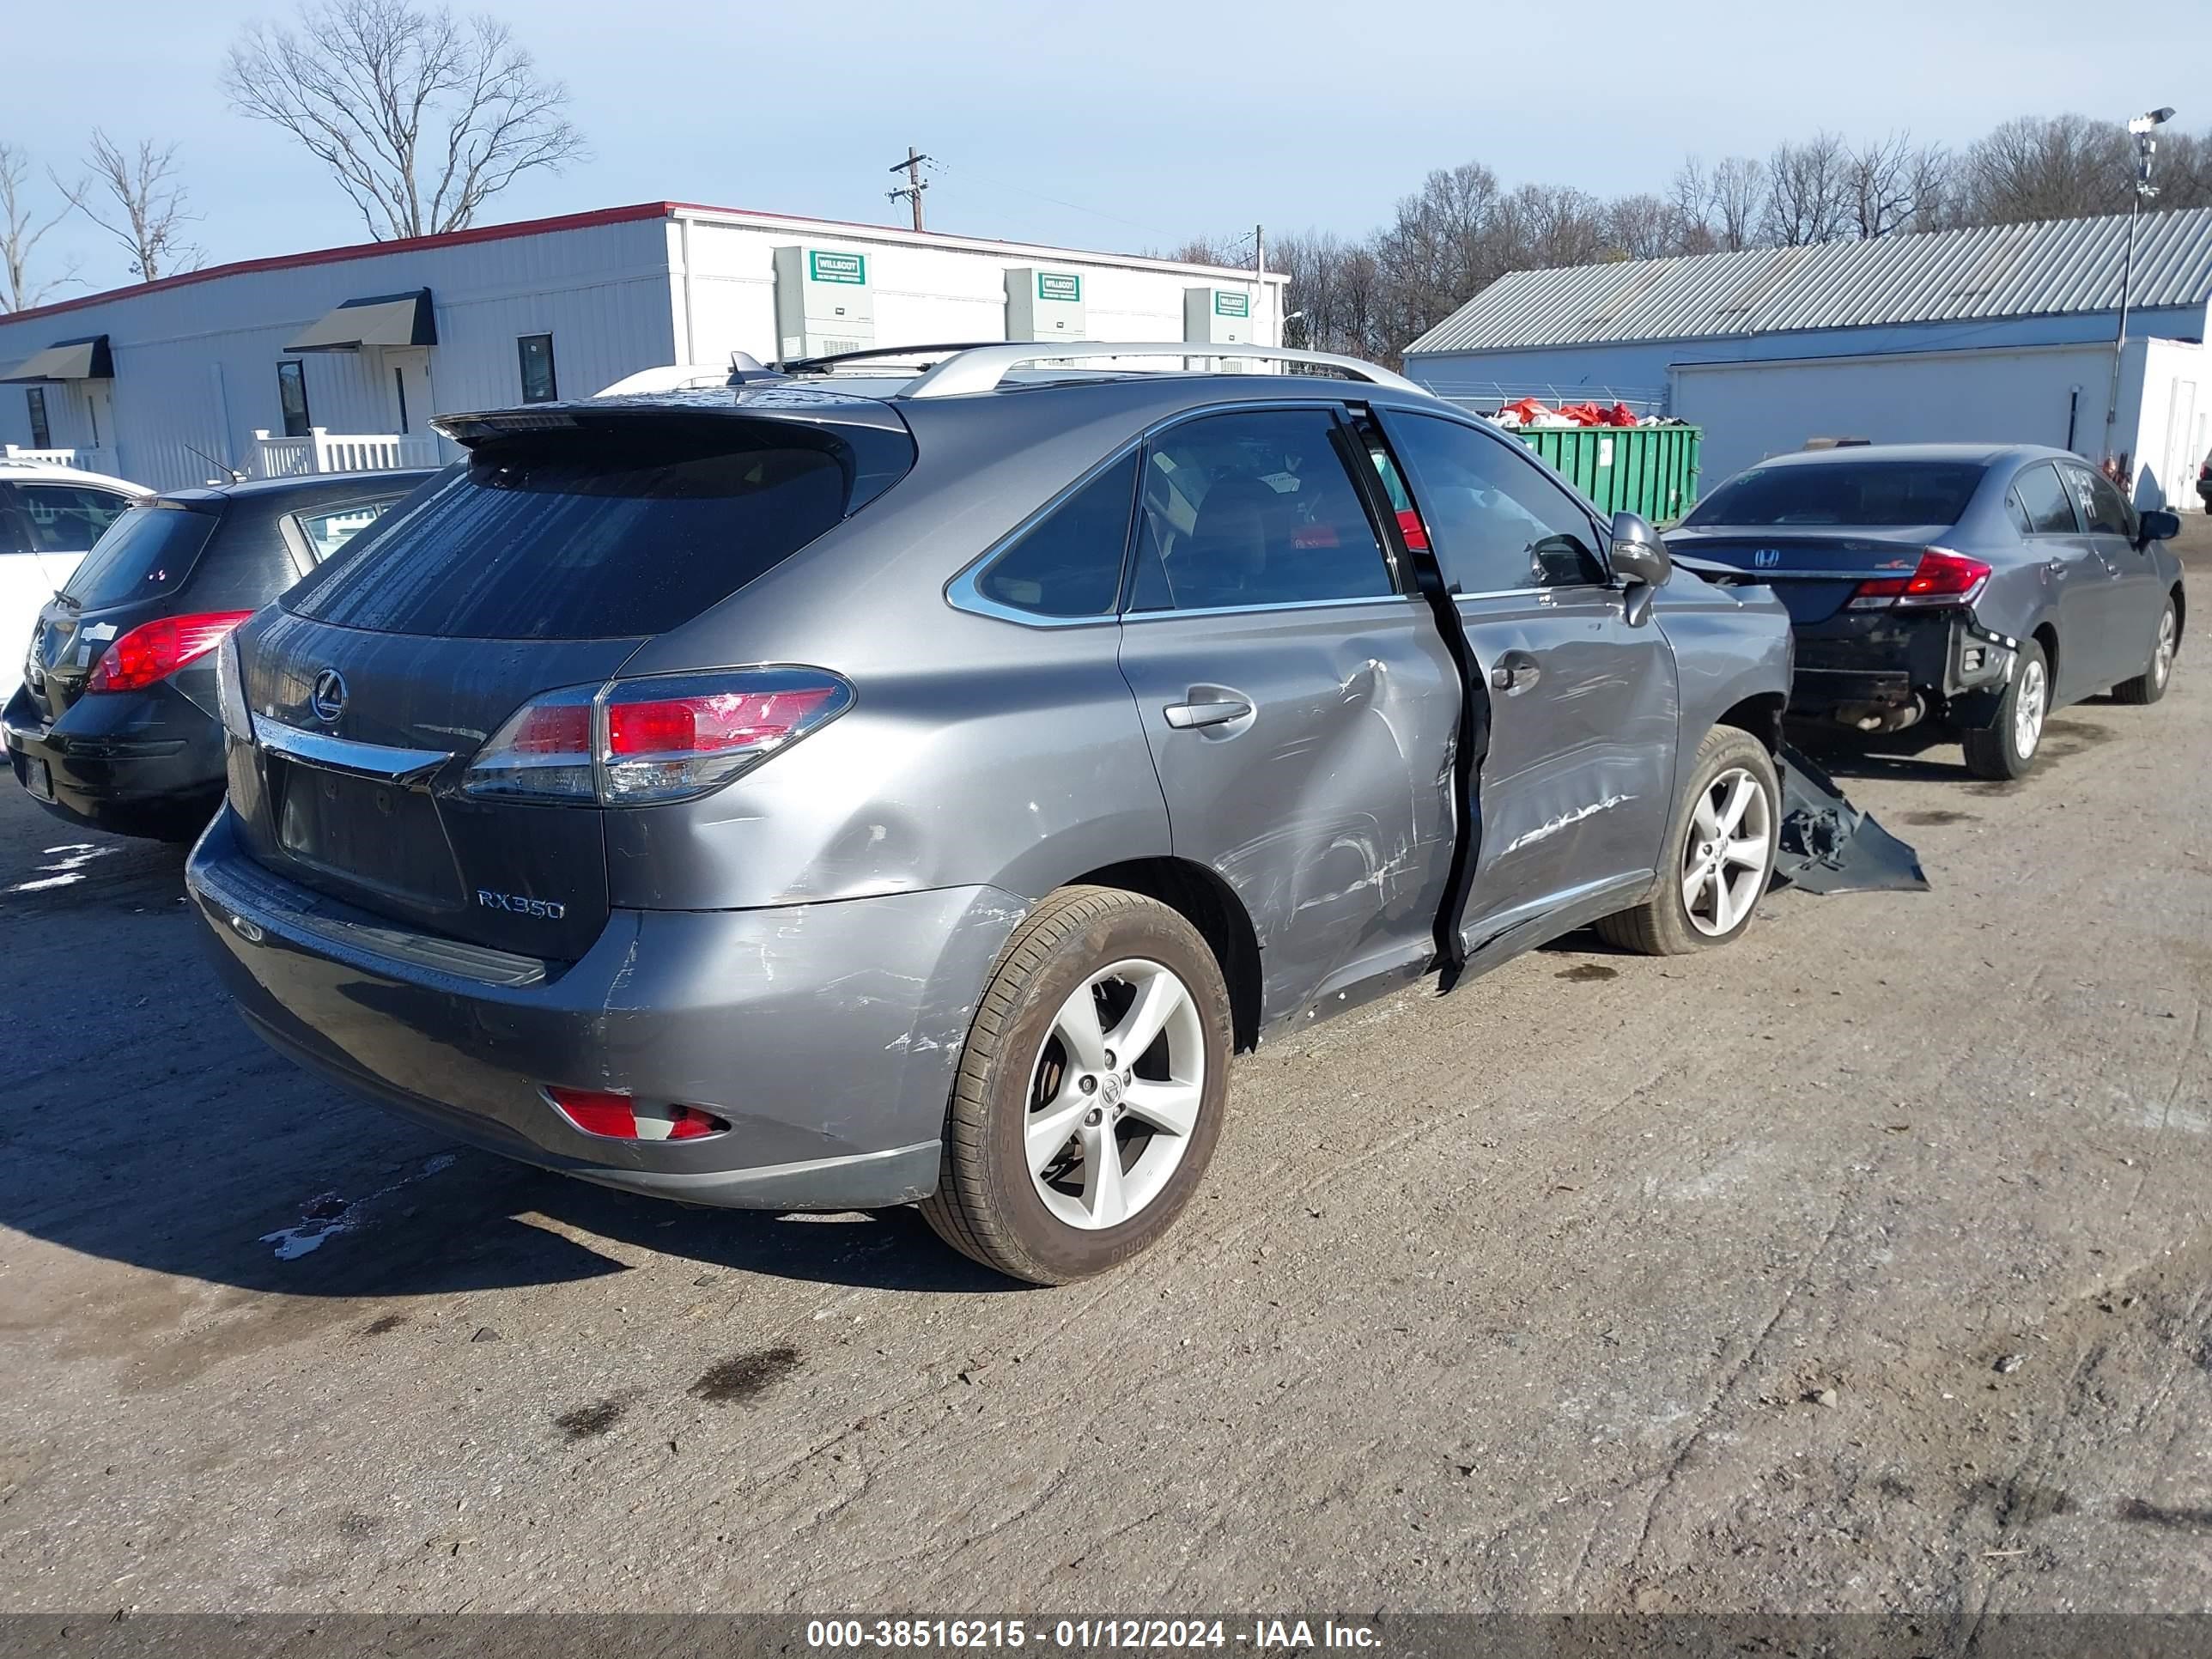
[1116,404,1461,1026]
[1372,409,1678,957]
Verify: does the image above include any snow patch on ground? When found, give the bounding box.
[259,1153,458,1259]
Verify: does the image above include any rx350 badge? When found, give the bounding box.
[477,888,566,920]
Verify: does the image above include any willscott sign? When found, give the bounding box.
[1213,289,1250,318]
[1037,272,1082,302]
[808,251,867,285]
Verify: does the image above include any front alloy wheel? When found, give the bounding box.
[1680,766,1773,939]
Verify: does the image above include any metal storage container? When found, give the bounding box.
[1514,424,1702,524]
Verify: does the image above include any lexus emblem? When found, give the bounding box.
[1753,548,1782,569]
[310,668,348,725]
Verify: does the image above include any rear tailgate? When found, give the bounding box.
[1663,527,1944,624]
[228,399,915,963]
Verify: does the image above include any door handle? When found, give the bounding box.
[1164,697,1253,730]
[1490,652,1541,694]
[2045,557,2068,578]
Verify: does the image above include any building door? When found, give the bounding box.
[2164,380,2197,510]
[84,381,117,474]
[384,348,434,443]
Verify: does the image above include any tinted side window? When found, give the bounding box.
[18,484,132,553]
[294,496,404,564]
[972,453,1137,618]
[1128,408,1395,612]
[2010,463,2076,535]
[2085,469,2135,537]
[1384,413,1605,592]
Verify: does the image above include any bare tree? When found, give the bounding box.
[63,131,204,282]
[0,142,79,312]
[1845,131,1918,239]
[1674,154,1765,252]
[1762,131,1853,246]
[222,0,587,240]
[1601,192,1681,261]
[1954,113,2130,225]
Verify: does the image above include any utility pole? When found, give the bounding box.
[886,147,929,233]
[1254,222,1266,347]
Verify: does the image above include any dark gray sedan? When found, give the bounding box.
[1668,444,2185,780]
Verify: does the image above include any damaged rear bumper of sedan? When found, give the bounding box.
[1789,608,2020,735]
[1773,744,1929,896]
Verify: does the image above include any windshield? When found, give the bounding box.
[1686,460,1985,528]
[286,417,915,640]
[59,502,221,609]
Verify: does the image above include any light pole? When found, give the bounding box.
[2104,106,2176,471]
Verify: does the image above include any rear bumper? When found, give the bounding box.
[186,809,1029,1210]
[1786,607,2016,729]
[3,679,225,837]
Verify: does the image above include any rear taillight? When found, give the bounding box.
[1846,549,1990,611]
[1395,507,1431,551]
[546,1086,727,1141]
[463,668,854,806]
[88,611,255,694]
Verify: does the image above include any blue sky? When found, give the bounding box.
[11,0,2211,295]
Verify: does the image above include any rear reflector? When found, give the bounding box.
[1395,507,1431,551]
[546,1086,728,1141]
[1847,549,1990,611]
[88,611,256,694]
[465,668,853,807]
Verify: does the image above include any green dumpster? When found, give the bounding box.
[1512,424,1702,525]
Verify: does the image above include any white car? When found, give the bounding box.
[1,459,155,696]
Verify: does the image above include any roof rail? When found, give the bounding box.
[897,342,1423,399]
[779,342,1007,373]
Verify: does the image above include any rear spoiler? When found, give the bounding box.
[432,388,912,448]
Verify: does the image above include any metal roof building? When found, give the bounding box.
[1401,208,2212,511]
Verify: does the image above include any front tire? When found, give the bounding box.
[2112,597,2178,706]
[920,885,1231,1285]
[1596,726,1779,957]
[1962,638,2049,780]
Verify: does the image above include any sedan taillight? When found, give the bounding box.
[1846,549,1991,612]
[463,669,854,806]
[88,611,256,693]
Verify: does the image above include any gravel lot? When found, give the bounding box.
[3,524,2209,1619]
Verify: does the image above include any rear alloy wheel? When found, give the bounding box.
[1963,639,2049,781]
[1596,726,1779,956]
[920,886,1231,1285]
[2112,598,2178,706]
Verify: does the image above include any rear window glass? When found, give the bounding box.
[59,503,220,609]
[286,418,913,639]
[1686,461,1985,528]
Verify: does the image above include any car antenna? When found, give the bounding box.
[185,441,248,485]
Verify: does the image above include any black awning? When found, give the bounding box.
[283,289,437,353]
[2,335,114,382]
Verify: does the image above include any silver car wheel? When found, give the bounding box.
[2014,656,2049,758]
[1024,957,1206,1231]
[1680,766,1772,939]
[2154,607,2178,689]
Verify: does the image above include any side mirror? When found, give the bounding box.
[1609,511,1671,586]
[2136,507,2182,549]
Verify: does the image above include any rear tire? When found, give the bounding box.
[1962,638,2049,780]
[1596,726,1779,957]
[2112,597,2178,706]
[919,885,1231,1285]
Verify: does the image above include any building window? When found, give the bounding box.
[276,361,312,438]
[517,334,557,404]
[25,387,50,449]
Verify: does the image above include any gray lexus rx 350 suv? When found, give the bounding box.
[187,343,1794,1283]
